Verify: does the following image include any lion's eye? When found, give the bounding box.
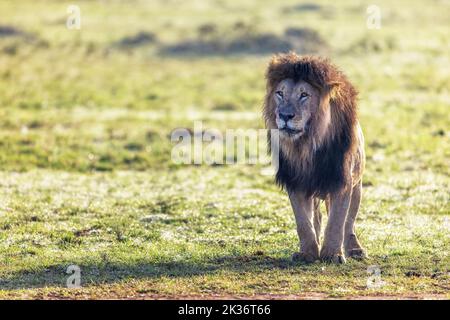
[275,91,284,99]
[300,92,308,100]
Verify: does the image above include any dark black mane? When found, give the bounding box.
[275,125,352,198]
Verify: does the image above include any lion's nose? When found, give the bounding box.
[279,111,295,122]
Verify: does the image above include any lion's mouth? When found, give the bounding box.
[281,127,303,136]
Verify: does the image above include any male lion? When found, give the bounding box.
[264,53,366,264]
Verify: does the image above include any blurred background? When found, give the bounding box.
[0,0,448,173]
[0,0,448,298]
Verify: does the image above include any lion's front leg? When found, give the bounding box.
[320,187,352,264]
[288,191,319,263]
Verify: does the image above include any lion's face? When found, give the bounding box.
[273,79,320,140]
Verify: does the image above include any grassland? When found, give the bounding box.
[0,0,449,299]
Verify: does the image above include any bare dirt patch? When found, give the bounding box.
[5,291,448,300]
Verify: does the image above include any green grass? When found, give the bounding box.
[0,0,449,299]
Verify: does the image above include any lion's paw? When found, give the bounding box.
[292,252,318,264]
[321,253,346,264]
[320,248,346,264]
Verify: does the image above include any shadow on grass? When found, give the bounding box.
[1,254,313,290]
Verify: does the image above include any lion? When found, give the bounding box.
[263,53,366,264]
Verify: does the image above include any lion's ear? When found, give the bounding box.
[318,81,340,110]
[325,81,341,100]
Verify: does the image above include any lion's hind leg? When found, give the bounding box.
[313,198,322,245]
[344,180,367,259]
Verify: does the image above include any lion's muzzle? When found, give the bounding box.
[276,112,304,137]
